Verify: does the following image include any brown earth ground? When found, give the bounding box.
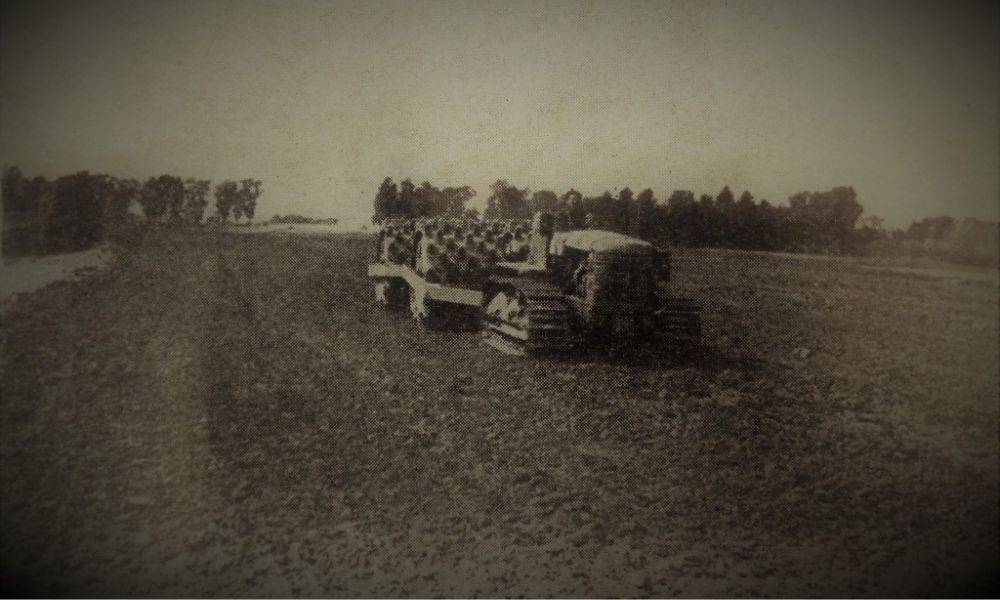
[1,229,997,597]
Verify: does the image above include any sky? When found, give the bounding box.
[1,0,997,228]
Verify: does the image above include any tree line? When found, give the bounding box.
[373,177,998,265]
[2,167,262,255]
[865,215,999,267]
[373,177,867,253]
[270,215,339,225]
[373,177,478,223]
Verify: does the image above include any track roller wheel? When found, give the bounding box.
[374,278,409,310]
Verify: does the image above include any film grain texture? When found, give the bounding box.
[1,0,998,597]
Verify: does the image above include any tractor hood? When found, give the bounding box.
[551,230,654,256]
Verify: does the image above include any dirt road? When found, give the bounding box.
[0,244,114,306]
[1,231,996,596]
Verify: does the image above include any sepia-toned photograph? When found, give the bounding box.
[1,0,997,597]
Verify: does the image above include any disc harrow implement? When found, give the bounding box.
[367,212,702,357]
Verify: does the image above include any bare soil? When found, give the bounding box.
[1,230,997,597]
[0,244,114,306]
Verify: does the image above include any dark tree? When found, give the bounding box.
[560,189,586,229]
[484,180,530,219]
[413,181,436,217]
[375,178,474,220]
[2,167,49,254]
[373,177,398,224]
[106,177,140,227]
[713,186,736,246]
[442,186,476,216]
[664,190,697,245]
[907,216,956,242]
[693,193,716,246]
[618,187,636,235]
[786,186,864,253]
[45,171,106,251]
[183,179,211,224]
[398,179,417,219]
[214,180,238,222]
[140,177,167,223]
[733,190,759,248]
[163,177,186,223]
[529,190,559,214]
[138,175,185,225]
[582,191,616,230]
[236,178,262,222]
[635,188,657,240]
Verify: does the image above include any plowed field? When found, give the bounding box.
[2,230,997,596]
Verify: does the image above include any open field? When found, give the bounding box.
[1,230,997,596]
[0,244,114,306]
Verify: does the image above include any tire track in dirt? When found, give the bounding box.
[104,244,243,596]
[1,233,242,595]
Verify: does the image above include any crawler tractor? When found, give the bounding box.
[367,213,700,355]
